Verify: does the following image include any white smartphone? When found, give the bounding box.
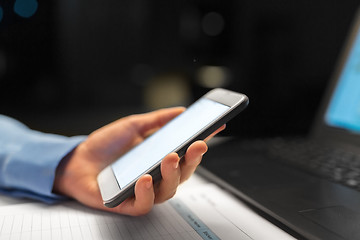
[97,88,249,208]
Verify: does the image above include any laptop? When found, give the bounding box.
[198,8,360,240]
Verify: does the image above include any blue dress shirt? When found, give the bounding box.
[0,115,86,203]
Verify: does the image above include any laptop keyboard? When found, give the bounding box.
[265,138,360,191]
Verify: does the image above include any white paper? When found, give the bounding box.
[175,184,296,240]
[0,182,295,240]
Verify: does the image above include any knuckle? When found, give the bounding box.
[135,206,152,216]
[157,189,177,204]
[168,189,177,199]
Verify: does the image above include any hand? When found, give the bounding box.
[53,107,225,216]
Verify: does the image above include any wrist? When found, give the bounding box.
[53,147,77,197]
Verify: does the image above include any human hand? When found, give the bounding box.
[53,107,225,216]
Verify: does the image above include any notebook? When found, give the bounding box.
[198,8,360,240]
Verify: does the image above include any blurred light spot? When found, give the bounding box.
[197,66,230,88]
[14,0,38,18]
[0,6,3,22]
[144,75,191,109]
[202,12,225,36]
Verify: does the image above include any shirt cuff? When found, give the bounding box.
[1,132,86,203]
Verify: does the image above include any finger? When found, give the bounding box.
[154,153,181,204]
[113,174,155,216]
[130,107,185,138]
[204,124,226,142]
[180,141,208,183]
[85,107,186,161]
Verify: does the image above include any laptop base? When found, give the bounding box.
[199,138,360,240]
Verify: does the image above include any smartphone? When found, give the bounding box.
[97,88,249,208]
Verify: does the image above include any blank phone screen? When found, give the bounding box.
[111,98,230,189]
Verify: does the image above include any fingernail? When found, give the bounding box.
[146,180,152,189]
[174,160,179,169]
[203,145,208,156]
[201,150,207,157]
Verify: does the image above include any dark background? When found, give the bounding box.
[1,0,359,137]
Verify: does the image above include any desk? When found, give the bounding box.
[0,174,295,240]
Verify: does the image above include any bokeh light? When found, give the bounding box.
[14,0,38,18]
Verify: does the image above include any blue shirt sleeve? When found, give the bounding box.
[0,114,86,203]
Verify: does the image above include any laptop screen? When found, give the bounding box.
[325,25,360,133]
